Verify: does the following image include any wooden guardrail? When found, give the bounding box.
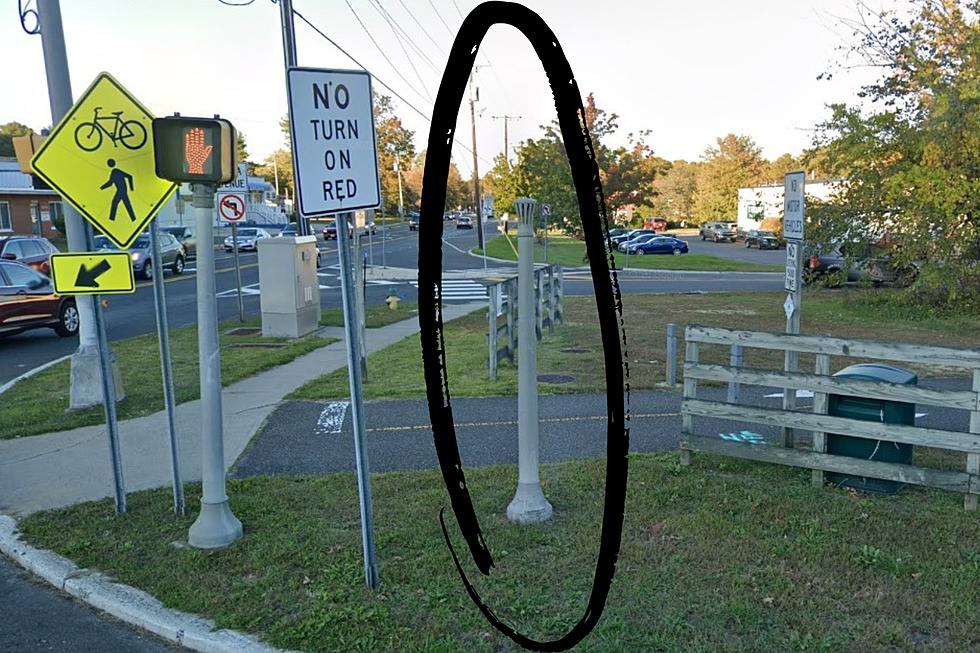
[487,264,563,379]
[680,325,980,511]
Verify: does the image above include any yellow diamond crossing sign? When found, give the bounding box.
[31,72,177,250]
[49,252,136,295]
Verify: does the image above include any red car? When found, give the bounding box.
[0,236,59,275]
[0,261,78,338]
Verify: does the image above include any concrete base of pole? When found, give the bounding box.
[188,497,242,549]
[506,482,553,524]
[69,345,125,410]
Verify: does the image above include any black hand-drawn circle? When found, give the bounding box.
[417,2,631,651]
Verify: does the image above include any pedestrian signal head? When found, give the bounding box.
[152,116,237,184]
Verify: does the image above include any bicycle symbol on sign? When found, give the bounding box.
[73,106,147,152]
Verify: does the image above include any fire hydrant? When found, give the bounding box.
[385,288,401,310]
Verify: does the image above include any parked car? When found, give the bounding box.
[0,260,78,338]
[699,222,737,242]
[607,228,630,241]
[456,215,474,229]
[0,236,59,275]
[611,228,656,246]
[160,225,196,258]
[323,221,353,240]
[643,217,668,231]
[223,228,270,252]
[628,236,689,256]
[802,246,915,287]
[95,233,186,279]
[409,213,421,231]
[618,232,658,252]
[744,230,781,249]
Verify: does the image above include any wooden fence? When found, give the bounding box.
[680,325,980,511]
[487,264,564,379]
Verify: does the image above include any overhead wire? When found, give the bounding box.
[398,0,447,56]
[291,8,491,173]
[367,0,436,99]
[370,0,443,73]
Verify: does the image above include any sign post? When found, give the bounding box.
[287,66,381,589]
[782,171,805,448]
[541,203,552,262]
[219,192,247,322]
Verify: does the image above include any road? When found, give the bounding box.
[0,223,783,383]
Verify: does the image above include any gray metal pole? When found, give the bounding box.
[37,0,113,410]
[149,219,184,515]
[279,0,308,237]
[231,222,245,322]
[92,281,126,515]
[727,344,743,404]
[188,184,242,549]
[666,323,677,386]
[336,211,379,589]
[507,198,552,524]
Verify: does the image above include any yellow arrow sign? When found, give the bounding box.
[30,72,177,250]
[49,252,135,295]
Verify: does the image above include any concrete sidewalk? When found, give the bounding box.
[0,303,482,516]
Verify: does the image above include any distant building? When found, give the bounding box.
[0,158,63,238]
[736,179,844,232]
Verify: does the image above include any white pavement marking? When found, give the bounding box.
[0,354,72,396]
[216,284,261,298]
[763,390,815,399]
[410,279,488,301]
[315,401,349,435]
[441,237,469,254]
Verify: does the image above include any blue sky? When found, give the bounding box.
[4,0,886,176]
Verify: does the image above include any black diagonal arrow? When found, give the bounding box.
[75,259,112,288]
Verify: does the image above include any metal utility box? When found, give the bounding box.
[257,235,320,338]
[827,363,917,494]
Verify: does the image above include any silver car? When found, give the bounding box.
[224,228,271,252]
[94,233,186,280]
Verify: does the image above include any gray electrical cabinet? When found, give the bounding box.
[257,235,320,338]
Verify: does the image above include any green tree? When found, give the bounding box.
[763,153,802,184]
[811,0,980,308]
[0,122,32,158]
[693,134,765,223]
[374,94,416,217]
[236,131,250,163]
[254,149,293,199]
[653,160,700,225]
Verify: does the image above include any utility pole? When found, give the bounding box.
[278,0,307,237]
[394,158,405,220]
[507,197,553,524]
[469,71,484,250]
[36,0,123,410]
[492,115,521,169]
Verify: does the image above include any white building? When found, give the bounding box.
[154,167,285,228]
[736,179,844,232]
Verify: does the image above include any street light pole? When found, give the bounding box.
[394,158,404,221]
[507,197,552,524]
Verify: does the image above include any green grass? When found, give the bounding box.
[474,234,782,272]
[19,452,980,652]
[289,289,980,402]
[321,302,418,329]
[0,317,337,440]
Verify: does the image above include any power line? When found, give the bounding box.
[367,0,436,98]
[291,8,491,171]
[427,0,456,36]
[370,0,442,73]
[343,0,431,106]
[397,0,447,56]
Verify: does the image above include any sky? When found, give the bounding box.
[3,0,887,178]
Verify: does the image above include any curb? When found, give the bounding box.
[0,515,297,653]
[0,354,72,397]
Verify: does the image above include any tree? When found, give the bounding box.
[482,153,524,219]
[236,131,250,163]
[254,149,293,199]
[810,0,980,309]
[0,122,32,158]
[692,134,765,223]
[763,153,802,184]
[653,160,700,225]
[402,150,467,214]
[374,94,416,217]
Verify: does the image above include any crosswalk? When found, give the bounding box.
[409,279,488,302]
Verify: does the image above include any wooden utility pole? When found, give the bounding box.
[469,71,485,249]
[492,115,521,169]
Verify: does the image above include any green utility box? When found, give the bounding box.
[826,363,917,494]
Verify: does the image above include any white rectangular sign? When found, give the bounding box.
[287,67,381,216]
[783,171,805,241]
[785,265,798,292]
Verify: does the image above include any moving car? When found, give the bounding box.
[323,221,352,240]
[699,222,738,242]
[0,260,78,338]
[223,228,271,252]
[628,236,689,255]
[409,213,421,231]
[0,236,59,275]
[456,215,474,229]
[744,230,780,249]
[278,223,298,237]
[94,233,186,280]
[160,225,196,258]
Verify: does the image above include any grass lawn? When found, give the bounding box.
[18,452,980,652]
[474,234,782,272]
[289,289,980,403]
[0,316,339,440]
[321,302,418,329]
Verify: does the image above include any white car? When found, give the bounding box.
[224,228,270,252]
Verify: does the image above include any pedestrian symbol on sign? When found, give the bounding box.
[100,158,136,222]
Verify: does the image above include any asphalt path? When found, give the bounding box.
[233,380,969,478]
[0,556,179,652]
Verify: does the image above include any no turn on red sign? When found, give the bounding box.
[218,193,247,222]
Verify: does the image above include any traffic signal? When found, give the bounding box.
[152,116,237,184]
